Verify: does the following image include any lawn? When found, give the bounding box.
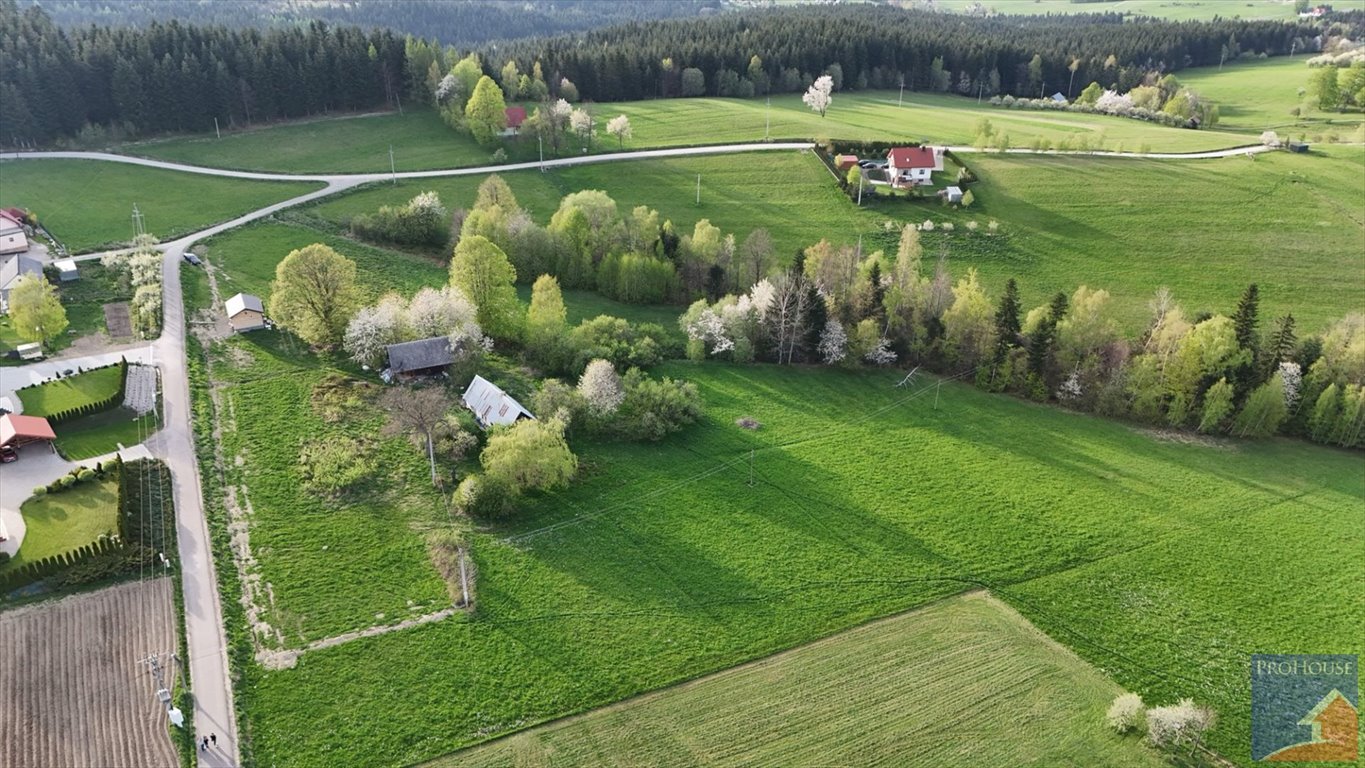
[1179,55,1365,142]
[227,361,1362,768]
[439,592,1165,768]
[17,365,123,416]
[55,408,158,461]
[310,147,1365,333]
[0,159,322,253]
[0,263,134,362]
[0,478,118,575]
[120,87,1256,174]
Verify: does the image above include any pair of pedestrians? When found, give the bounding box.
[199,733,218,751]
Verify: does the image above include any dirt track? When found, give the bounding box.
[0,579,179,768]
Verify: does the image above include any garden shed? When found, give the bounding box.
[385,336,455,380]
[462,375,534,429]
[54,259,79,281]
[225,293,266,332]
[0,413,56,451]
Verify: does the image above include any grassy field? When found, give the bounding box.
[0,264,132,361]
[1180,55,1365,142]
[121,87,1257,174]
[220,358,1362,768]
[0,159,321,253]
[17,365,122,416]
[0,478,117,574]
[439,592,1165,768]
[928,0,1299,21]
[309,147,1364,333]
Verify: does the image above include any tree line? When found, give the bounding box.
[488,5,1318,103]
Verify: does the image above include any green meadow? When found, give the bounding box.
[1180,54,1365,142]
[122,88,1255,174]
[439,592,1166,768]
[214,357,1361,768]
[0,159,321,253]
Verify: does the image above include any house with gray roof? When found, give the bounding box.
[0,254,44,314]
[385,336,455,381]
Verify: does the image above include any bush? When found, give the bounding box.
[453,473,515,519]
[32,486,47,497]
[297,437,376,496]
[77,468,96,482]
[614,370,703,441]
[567,315,672,374]
[351,191,450,249]
[1106,693,1145,734]
[59,475,76,488]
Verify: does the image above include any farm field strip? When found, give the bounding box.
[438,592,1166,768]
[0,578,179,768]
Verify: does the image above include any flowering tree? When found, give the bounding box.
[1279,361,1302,409]
[606,114,632,149]
[343,294,406,367]
[578,358,625,414]
[569,107,593,147]
[685,306,733,355]
[1105,693,1145,734]
[803,75,834,117]
[818,319,848,364]
[1094,89,1135,115]
[407,285,480,341]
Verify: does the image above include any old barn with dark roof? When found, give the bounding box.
[385,336,455,380]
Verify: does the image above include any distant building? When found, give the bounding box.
[0,413,56,453]
[886,146,945,188]
[462,374,534,429]
[1288,140,1310,153]
[1050,92,1068,104]
[224,292,266,332]
[941,185,964,204]
[54,259,79,282]
[385,336,455,381]
[502,106,528,136]
[0,254,43,313]
[834,154,859,171]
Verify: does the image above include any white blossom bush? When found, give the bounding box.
[1105,693,1145,734]
[686,308,733,354]
[863,336,898,366]
[941,222,954,232]
[747,279,775,317]
[1095,89,1135,115]
[569,107,594,141]
[818,320,848,364]
[988,220,1000,232]
[435,74,458,104]
[1279,361,1302,409]
[578,358,625,414]
[1145,699,1214,751]
[1260,130,1281,147]
[966,220,979,231]
[1056,371,1084,401]
[803,75,833,117]
[921,219,935,231]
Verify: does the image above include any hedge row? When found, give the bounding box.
[0,535,127,594]
[118,458,176,559]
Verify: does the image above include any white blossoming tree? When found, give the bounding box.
[569,107,594,147]
[803,75,834,117]
[344,295,407,368]
[606,114,632,149]
[818,319,848,364]
[1105,693,1144,734]
[686,307,734,355]
[578,358,625,414]
[1279,361,1302,409]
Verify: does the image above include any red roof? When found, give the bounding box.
[887,146,936,169]
[0,413,57,446]
[505,106,527,128]
[0,210,22,227]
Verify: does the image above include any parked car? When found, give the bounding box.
[0,396,13,414]
[183,253,202,266]
[0,445,18,463]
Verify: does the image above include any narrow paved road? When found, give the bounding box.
[0,136,1280,766]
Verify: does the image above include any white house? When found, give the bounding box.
[886,146,945,188]
[462,374,534,429]
[0,211,28,256]
[225,292,266,332]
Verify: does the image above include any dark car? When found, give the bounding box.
[0,445,18,463]
[183,253,202,266]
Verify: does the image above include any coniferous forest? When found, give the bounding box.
[0,0,1322,147]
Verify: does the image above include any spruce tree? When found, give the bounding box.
[992,278,1021,363]
[803,284,828,360]
[1260,313,1296,381]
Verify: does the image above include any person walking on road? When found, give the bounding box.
[211,733,218,747]
[200,736,208,751]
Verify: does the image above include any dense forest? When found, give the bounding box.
[26,0,715,45]
[0,1,1322,147]
[492,6,1319,102]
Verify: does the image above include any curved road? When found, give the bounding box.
[0,137,1278,767]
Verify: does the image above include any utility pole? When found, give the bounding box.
[139,653,185,728]
[131,204,145,240]
[214,117,221,140]
[899,76,905,107]
[538,136,544,172]
[389,144,396,185]
[696,174,701,206]
[765,96,770,140]
[748,449,755,487]
[857,173,864,206]
[934,379,942,410]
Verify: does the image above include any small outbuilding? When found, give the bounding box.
[0,413,57,452]
[834,154,859,171]
[462,374,534,429]
[1287,141,1310,153]
[17,342,43,361]
[54,259,79,282]
[942,185,964,204]
[385,336,455,381]
[225,293,266,332]
[1050,92,1068,104]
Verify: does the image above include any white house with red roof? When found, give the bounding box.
[886,146,945,188]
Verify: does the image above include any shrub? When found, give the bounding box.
[1106,693,1145,734]
[77,468,96,481]
[481,419,577,493]
[614,369,703,441]
[32,486,48,497]
[351,191,450,249]
[453,473,515,519]
[567,315,671,374]
[297,437,376,496]
[59,475,76,488]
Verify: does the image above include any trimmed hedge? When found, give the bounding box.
[37,358,130,425]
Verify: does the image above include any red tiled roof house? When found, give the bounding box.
[886,146,945,188]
